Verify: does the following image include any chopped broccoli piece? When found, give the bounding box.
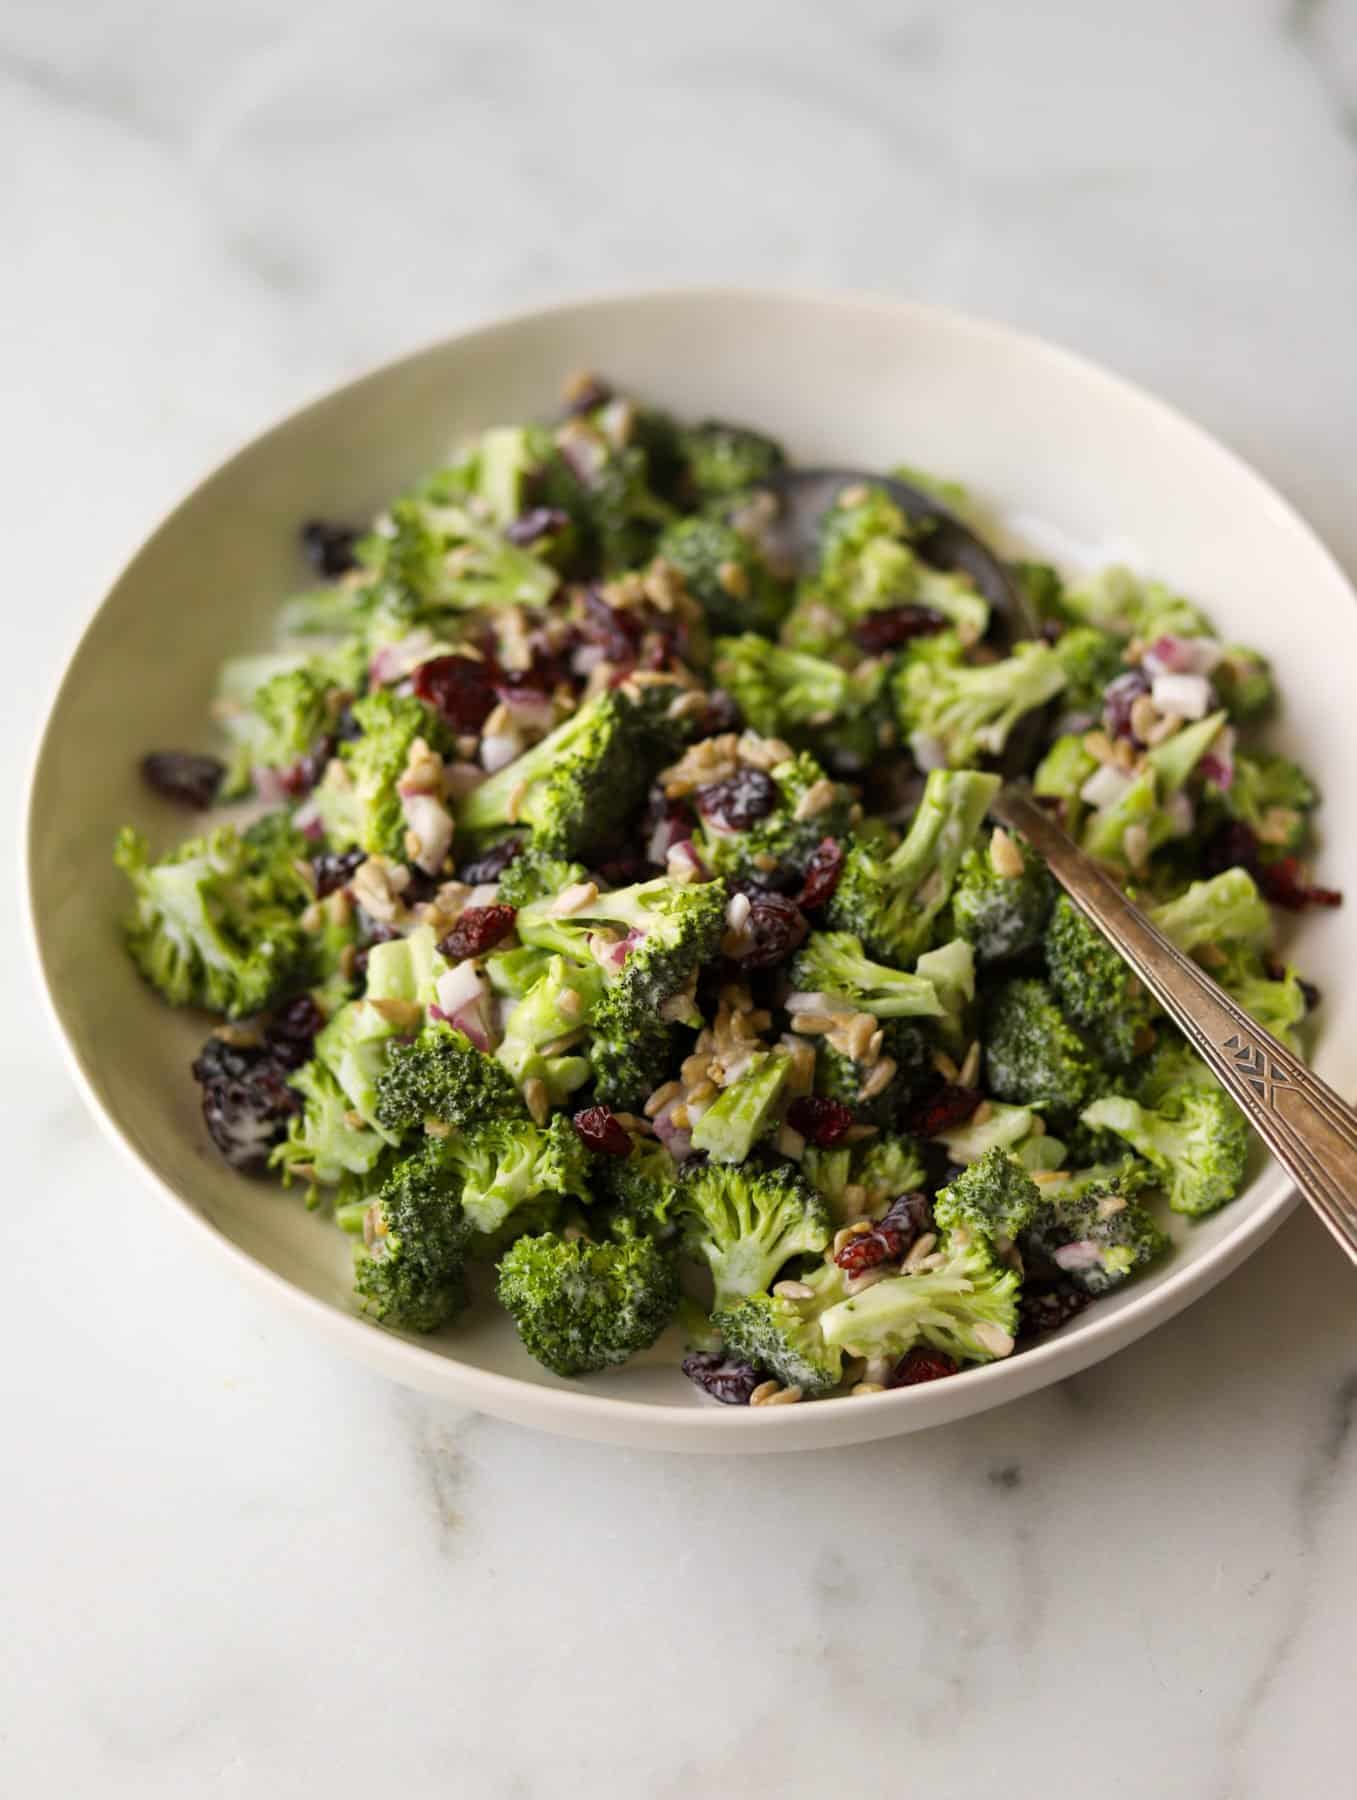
[496,1231,678,1376]
[1078,711,1227,872]
[1080,1089,1248,1217]
[495,848,581,908]
[587,1011,677,1113]
[1062,567,1211,641]
[712,634,888,769]
[853,1135,928,1211]
[814,1015,933,1127]
[714,1260,849,1398]
[495,955,601,1105]
[441,1114,593,1249]
[1214,750,1318,856]
[1214,945,1309,1054]
[352,1144,471,1332]
[1212,645,1275,722]
[1033,733,1098,826]
[679,419,786,499]
[935,1102,1036,1164]
[913,936,976,1054]
[1049,625,1126,717]
[689,1050,791,1163]
[656,517,791,636]
[694,746,853,883]
[894,639,1067,769]
[933,1145,1042,1242]
[819,1235,1020,1366]
[597,1135,681,1241]
[984,977,1102,1121]
[675,1162,830,1312]
[1019,1178,1169,1296]
[1151,867,1272,955]
[1046,894,1155,1067]
[1134,1037,1221,1109]
[457,689,678,862]
[548,412,677,573]
[375,1022,526,1136]
[826,768,999,964]
[311,689,449,860]
[950,832,1056,964]
[115,822,310,1018]
[1009,560,1068,628]
[220,646,363,799]
[789,931,945,1018]
[358,496,558,620]
[272,1058,388,1190]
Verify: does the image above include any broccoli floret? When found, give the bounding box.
[984,977,1102,1121]
[817,487,917,612]
[374,1022,526,1136]
[1045,894,1155,1068]
[495,955,601,1105]
[694,746,853,883]
[1062,567,1212,641]
[1019,1178,1169,1296]
[950,831,1056,964]
[656,517,791,636]
[799,1132,927,1219]
[789,931,945,1018]
[894,640,1067,769]
[1009,560,1068,628]
[587,1010,677,1112]
[457,689,677,862]
[914,936,976,1054]
[934,1102,1037,1163]
[1080,1089,1248,1217]
[352,1144,471,1332]
[826,768,1000,965]
[548,412,677,573]
[1214,750,1317,856]
[358,496,558,620]
[597,1135,681,1241]
[1151,867,1272,954]
[221,648,362,799]
[496,1230,678,1376]
[814,1017,933,1127]
[712,634,888,769]
[933,1144,1042,1242]
[714,1260,849,1398]
[819,1235,1020,1365]
[494,847,580,907]
[272,1057,388,1191]
[311,689,449,860]
[679,419,786,499]
[1134,1037,1220,1109]
[1033,733,1098,829]
[1081,710,1229,869]
[1049,625,1126,717]
[1212,645,1275,722]
[1214,945,1309,1054]
[441,1114,593,1250]
[689,1049,792,1163]
[115,822,310,1018]
[675,1162,831,1312]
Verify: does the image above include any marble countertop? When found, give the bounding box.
[6,2,1357,1793]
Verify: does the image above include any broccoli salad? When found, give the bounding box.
[116,373,1341,1406]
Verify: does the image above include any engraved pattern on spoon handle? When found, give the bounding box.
[993,786,1357,1264]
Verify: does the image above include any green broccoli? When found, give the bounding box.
[818,1236,1020,1365]
[713,1260,850,1398]
[1214,945,1309,1054]
[1019,1177,1169,1297]
[352,1144,471,1332]
[1080,711,1228,870]
[1080,1088,1248,1217]
[1032,733,1098,835]
[496,1230,679,1376]
[814,1017,933,1128]
[1061,567,1212,641]
[675,1162,831,1312]
[1049,625,1126,717]
[789,931,945,1018]
[712,634,888,768]
[310,689,449,860]
[495,955,601,1106]
[495,848,585,908]
[826,768,999,964]
[800,1130,929,1220]
[1009,560,1068,629]
[375,1022,526,1136]
[894,639,1067,769]
[441,1114,593,1250]
[456,689,678,862]
[548,412,677,573]
[272,1058,389,1191]
[933,1145,1042,1243]
[597,1135,681,1241]
[984,977,1102,1121]
[693,747,853,883]
[115,822,310,1018]
[950,831,1056,964]
[689,1050,791,1163]
[358,496,558,621]
[679,419,786,500]
[934,1102,1038,1163]
[1213,750,1318,856]
[1045,894,1155,1067]
[220,647,363,799]
[1212,645,1274,722]
[656,517,791,636]
[1150,867,1272,955]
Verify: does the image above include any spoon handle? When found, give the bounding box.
[992,784,1357,1265]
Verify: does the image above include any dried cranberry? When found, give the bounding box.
[730,892,808,968]
[1017,1281,1091,1341]
[265,995,326,1069]
[140,751,224,809]
[1259,856,1342,912]
[696,768,778,831]
[412,654,497,734]
[851,605,948,652]
[681,1352,763,1405]
[695,689,743,737]
[439,904,517,959]
[886,1348,958,1388]
[594,849,649,888]
[796,837,844,910]
[301,519,362,578]
[572,1105,632,1157]
[787,1095,854,1147]
[906,1084,982,1138]
[278,737,333,799]
[312,849,366,897]
[1201,821,1261,880]
[505,506,569,546]
[457,836,524,885]
[581,585,643,663]
[1102,669,1152,741]
[834,1192,933,1274]
[191,1036,300,1173]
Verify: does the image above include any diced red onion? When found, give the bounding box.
[401,791,453,875]
[480,732,522,774]
[369,629,436,688]
[1151,671,1213,720]
[652,1103,695,1161]
[665,840,710,883]
[497,687,556,735]
[1080,763,1136,810]
[1200,724,1236,792]
[911,733,948,772]
[443,760,487,800]
[1166,791,1196,837]
[1143,635,1223,678]
[252,766,288,807]
[1053,1240,1103,1272]
[436,959,487,1014]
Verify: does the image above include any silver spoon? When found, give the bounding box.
[760,468,1357,1262]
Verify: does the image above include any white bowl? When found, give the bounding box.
[25,288,1357,1451]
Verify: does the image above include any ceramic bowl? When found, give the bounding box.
[25,288,1357,1450]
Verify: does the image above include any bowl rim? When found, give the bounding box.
[26,281,1340,1444]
